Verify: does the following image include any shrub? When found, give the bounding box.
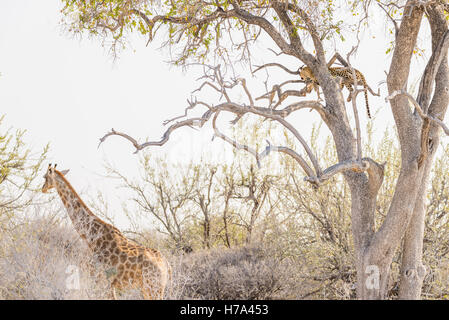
[0,214,114,300]
[168,245,298,300]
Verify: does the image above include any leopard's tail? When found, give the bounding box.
[359,73,371,119]
[364,86,371,119]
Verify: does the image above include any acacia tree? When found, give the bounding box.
[0,116,49,221]
[61,0,449,299]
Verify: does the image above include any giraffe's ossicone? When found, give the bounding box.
[42,164,171,300]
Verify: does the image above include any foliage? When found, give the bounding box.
[0,115,49,231]
[60,0,358,63]
[421,143,449,299]
[0,213,113,300]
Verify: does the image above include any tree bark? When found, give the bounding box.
[355,2,425,299]
[399,3,449,299]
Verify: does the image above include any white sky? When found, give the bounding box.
[0,1,433,229]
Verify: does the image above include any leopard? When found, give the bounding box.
[299,65,375,119]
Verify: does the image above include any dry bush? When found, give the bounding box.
[166,245,300,300]
[0,213,116,300]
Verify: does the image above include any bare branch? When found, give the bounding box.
[327,52,349,68]
[253,62,300,75]
[212,112,318,183]
[386,90,449,136]
[378,3,399,38]
[163,97,207,125]
[236,78,254,107]
[212,111,264,168]
[270,145,316,181]
[346,47,363,161]
[267,48,285,56]
[98,109,214,153]
[98,61,334,188]
[256,84,313,109]
[304,159,371,186]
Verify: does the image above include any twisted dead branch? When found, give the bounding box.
[99,64,383,188]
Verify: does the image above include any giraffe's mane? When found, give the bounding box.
[54,169,121,233]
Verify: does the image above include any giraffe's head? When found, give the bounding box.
[42,163,69,193]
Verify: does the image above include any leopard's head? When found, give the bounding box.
[299,66,315,83]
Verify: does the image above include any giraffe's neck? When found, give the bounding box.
[54,173,107,248]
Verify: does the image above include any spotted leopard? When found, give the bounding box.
[299,66,373,119]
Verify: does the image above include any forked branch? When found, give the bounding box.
[99,65,382,188]
[386,90,449,136]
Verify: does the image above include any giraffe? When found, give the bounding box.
[42,164,171,300]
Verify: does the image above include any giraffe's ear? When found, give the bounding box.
[60,169,70,176]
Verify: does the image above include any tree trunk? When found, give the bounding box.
[203,217,211,249]
[399,3,449,299]
[398,164,429,299]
